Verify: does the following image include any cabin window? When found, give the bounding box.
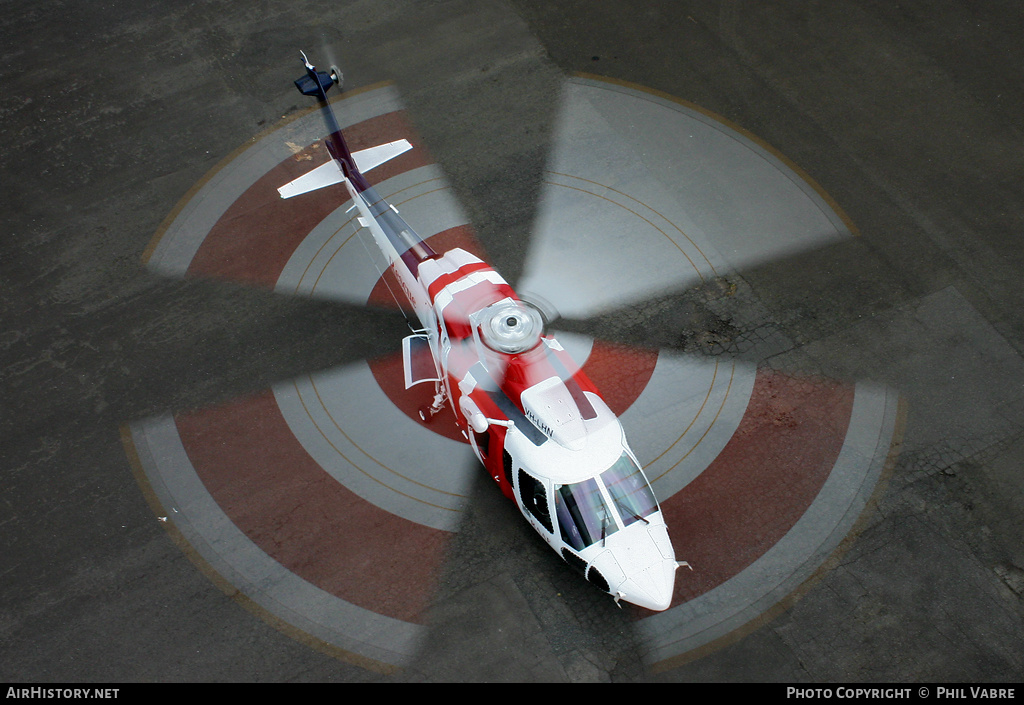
[518,469,553,533]
[503,450,514,489]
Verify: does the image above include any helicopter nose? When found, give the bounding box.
[588,522,679,611]
[615,557,678,612]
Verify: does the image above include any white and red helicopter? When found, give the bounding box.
[279,53,689,612]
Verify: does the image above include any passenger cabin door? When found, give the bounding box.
[401,332,441,388]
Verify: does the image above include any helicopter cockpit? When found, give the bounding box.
[554,451,659,551]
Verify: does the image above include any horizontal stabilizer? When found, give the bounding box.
[352,139,413,173]
[277,139,413,199]
[278,160,346,199]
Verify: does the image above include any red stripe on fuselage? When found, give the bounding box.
[425,261,495,303]
[367,225,484,310]
[440,280,518,340]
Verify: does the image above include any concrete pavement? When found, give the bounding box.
[2,0,1022,683]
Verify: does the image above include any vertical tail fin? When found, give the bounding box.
[277,52,413,200]
[292,51,370,193]
[294,51,341,97]
[280,53,438,271]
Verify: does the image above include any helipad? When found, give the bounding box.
[126,75,903,672]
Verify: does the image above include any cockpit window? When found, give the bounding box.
[555,477,618,551]
[554,452,659,550]
[601,452,659,527]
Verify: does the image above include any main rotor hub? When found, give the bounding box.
[479,300,545,354]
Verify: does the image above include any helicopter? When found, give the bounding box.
[278,52,690,612]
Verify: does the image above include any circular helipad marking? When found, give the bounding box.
[128,76,902,674]
[270,160,716,530]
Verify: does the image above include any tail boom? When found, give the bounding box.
[281,53,441,319]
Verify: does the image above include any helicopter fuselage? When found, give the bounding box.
[280,54,683,611]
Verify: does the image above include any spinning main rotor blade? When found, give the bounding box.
[516,78,851,324]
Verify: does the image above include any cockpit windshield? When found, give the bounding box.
[601,452,659,528]
[555,476,616,551]
[554,452,659,551]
